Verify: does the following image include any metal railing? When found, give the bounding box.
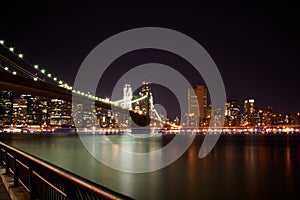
[0,142,133,200]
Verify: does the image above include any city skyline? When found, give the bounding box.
[0,1,299,115]
[1,83,300,130]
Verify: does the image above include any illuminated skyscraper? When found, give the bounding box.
[13,98,27,126]
[0,90,14,126]
[132,81,151,115]
[244,99,255,114]
[188,85,207,126]
[123,84,132,110]
[225,99,240,126]
[243,98,256,126]
[49,99,72,126]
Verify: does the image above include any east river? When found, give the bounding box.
[1,133,299,199]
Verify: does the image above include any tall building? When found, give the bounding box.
[225,99,241,126]
[19,95,49,126]
[12,98,27,126]
[0,90,14,126]
[123,84,132,110]
[21,94,39,125]
[243,98,256,126]
[244,99,255,114]
[37,98,48,125]
[49,99,72,126]
[188,85,207,126]
[132,81,151,115]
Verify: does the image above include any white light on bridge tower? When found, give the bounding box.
[123,84,133,110]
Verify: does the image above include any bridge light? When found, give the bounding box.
[4,67,8,71]
[59,80,63,84]
[0,40,4,45]
[12,71,17,75]
[18,54,23,58]
[77,90,81,94]
[47,73,51,78]
[33,77,38,81]
[72,90,76,93]
[81,92,85,96]
[34,65,39,69]
[9,47,14,52]
[53,77,57,81]
[41,69,45,73]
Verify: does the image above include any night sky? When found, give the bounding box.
[1,1,299,116]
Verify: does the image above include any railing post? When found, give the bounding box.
[29,168,36,200]
[0,149,2,166]
[14,158,19,187]
[5,151,9,174]
[64,180,77,199]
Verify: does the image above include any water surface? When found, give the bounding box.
[1,133,299,199]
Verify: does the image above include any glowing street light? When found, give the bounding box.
[34,65,39,69]
[41,69,45,73]
[18,54,23,58]
[0,40,4,45]
[12,71,17,75]
[9,47,14,52]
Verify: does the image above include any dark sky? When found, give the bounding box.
[1,1,299,115]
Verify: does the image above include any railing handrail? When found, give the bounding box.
[0,142,133,200]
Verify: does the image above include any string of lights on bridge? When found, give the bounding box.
[0,39,129,105]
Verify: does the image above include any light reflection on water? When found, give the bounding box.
[1,134,300,200]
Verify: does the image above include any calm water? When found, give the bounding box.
[1,133,300,200]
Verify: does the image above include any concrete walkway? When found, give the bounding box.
[0,178,10,200]
[0,167,29,200]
